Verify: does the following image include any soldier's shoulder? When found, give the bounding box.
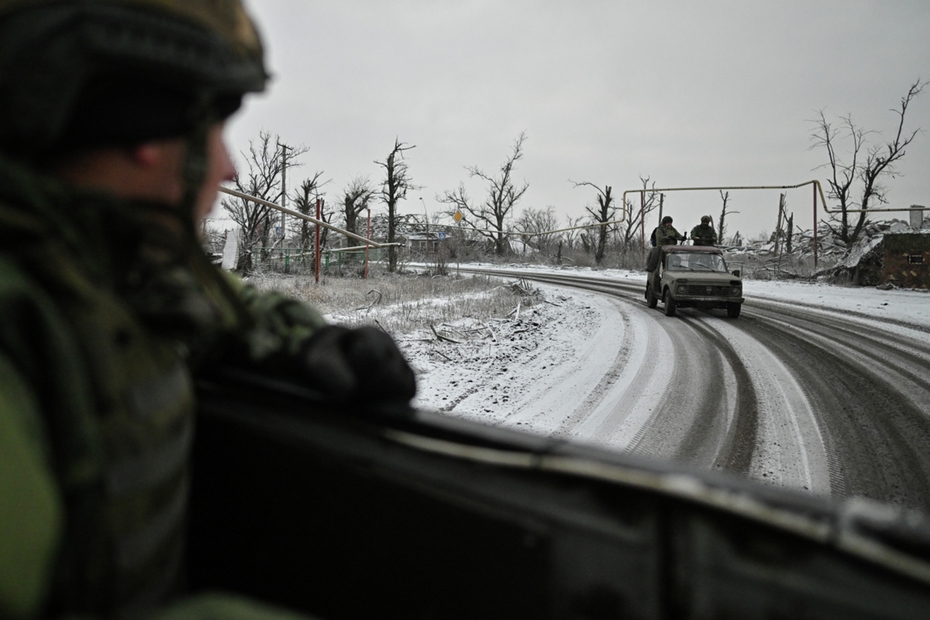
[0,254,76,347]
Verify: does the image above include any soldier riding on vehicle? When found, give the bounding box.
[646,215,686,295]
[690,215,718,246]
[652,215,686,247]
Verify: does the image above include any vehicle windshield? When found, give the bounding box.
[665,253,728,273]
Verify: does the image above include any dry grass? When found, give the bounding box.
[243,271,540,334]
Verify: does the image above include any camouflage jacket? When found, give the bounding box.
[690,224,718,246]
[0,154,324,619]
[654,224,685,247]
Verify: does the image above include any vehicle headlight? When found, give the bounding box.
[677,284,689,295]
[730,286,742,296]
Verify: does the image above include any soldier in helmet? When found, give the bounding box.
[653,215,686,247]
[645,216,685,294]
[0,1,413,618]
[690,215,719,246]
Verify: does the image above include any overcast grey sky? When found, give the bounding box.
[225,1,930,240]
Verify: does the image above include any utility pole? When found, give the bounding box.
[364,209,371,279]
[278,141,292,242]
[420,197,429,254]
[315,198,322,284]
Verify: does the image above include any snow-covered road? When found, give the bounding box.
[399,267,930,512]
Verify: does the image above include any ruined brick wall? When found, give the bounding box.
[881,233,930,289]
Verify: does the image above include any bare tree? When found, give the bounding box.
[622,176,661,246]
[773,193,787,254]
[375,138,417,272]
[811,111,864,243]
[562,215,587,251]
[221,131,308,272]
[290,171,327,250]
[579,225,597,256]
[340,175,376,243]
[770,194,796,256]
[439,131,529,256]
[515,206,560,254]
[571,181,617,264]
[436,182,471,225]
[810,79,926,244]
[718,190,739,244]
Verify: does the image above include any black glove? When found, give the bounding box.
[299,325,417,404]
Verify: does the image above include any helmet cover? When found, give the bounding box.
[0,0,268,159]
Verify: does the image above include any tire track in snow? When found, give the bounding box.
[557,305,675,450]
[735,304,930,511]
[495,271,830,496]
[614,315,732,463]
[668,318,757,476]
[481,271,831,496]
[705,316,831,496]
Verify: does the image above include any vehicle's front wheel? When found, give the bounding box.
[727,302,741,318]
[663,289,676,316]
[646,284,658,308]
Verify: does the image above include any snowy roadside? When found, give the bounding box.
[398,283,626,427]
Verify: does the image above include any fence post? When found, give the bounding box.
[315,199,321,285]
[364,209,371,280]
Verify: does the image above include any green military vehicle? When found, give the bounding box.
[646,245,744,317]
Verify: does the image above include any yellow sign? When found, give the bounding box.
[454,211,463,223]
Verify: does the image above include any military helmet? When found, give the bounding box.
[661,216,673,224]
[0,0,268,160]
[701,215,711,223]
